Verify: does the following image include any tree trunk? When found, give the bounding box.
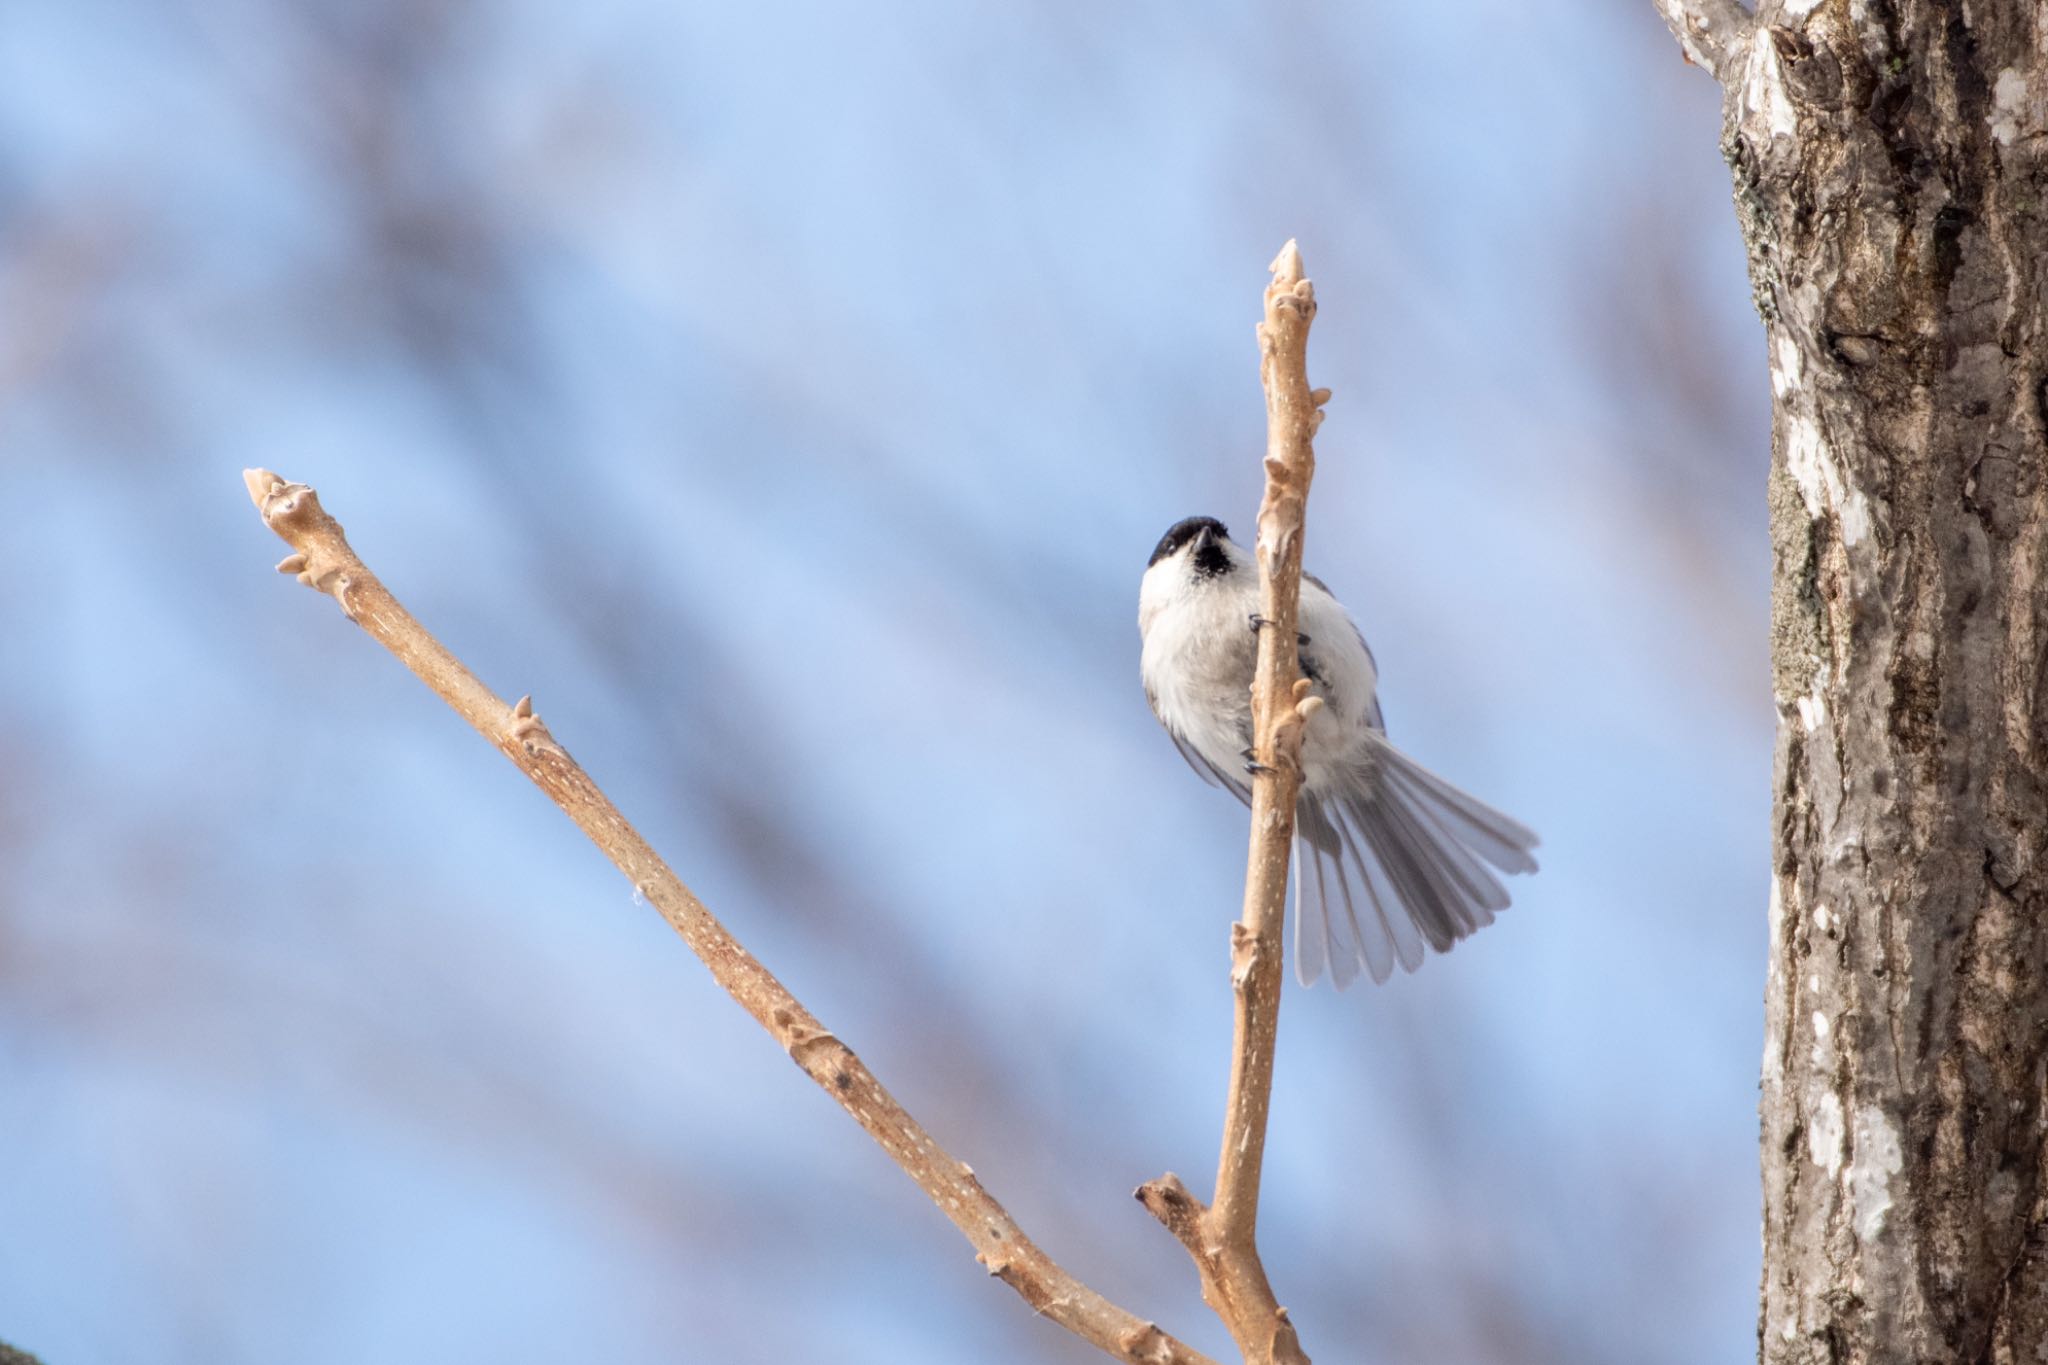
[1665,1,2048,1359]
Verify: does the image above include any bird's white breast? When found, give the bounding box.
[1140,561,1261,772]
[1140,559,1383,792]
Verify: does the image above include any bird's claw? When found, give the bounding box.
[1246,613,1309,646]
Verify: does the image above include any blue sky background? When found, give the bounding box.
[0,3,1769,1362]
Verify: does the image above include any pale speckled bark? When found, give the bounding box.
[1662,0,2048,1359]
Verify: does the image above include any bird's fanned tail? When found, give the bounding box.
[1292,735,1539,988]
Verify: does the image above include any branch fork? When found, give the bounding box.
[1133,1175,1306,1365]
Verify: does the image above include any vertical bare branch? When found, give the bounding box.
[240,469,1218,1365]
[1223,241,1324,1239]
[1138,241,1326,1365]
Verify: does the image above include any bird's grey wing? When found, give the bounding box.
[1298,573,1385,733]
[1165,726,1252,805]
[1145,672,1255,804]
[1293,626,1386,734]
[1350,623,1385,732]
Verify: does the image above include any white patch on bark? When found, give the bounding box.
[1784,415,1830,513]
[1839,494,1871,547]
[1993,68,2032,145]
[1783,0,1822,15]
[1850,1105,1904,1239]
[1784,413,1873,547]
[1813,902,1831,933]
[1772,331,1804,397]
[1812,1010,1830,1040]
[1810,1091,1845,1177]
[1745,39,1800,141]
[1798,686,1827,732]
[1846,0,1890,53]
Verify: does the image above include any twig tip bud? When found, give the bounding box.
[243,468,282,508]
[1269,239,1304,281]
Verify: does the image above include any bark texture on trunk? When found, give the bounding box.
[1691,1,2048,1359]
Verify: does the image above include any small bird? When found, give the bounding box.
[1139,515,1538,987]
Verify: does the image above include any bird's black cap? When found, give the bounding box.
[1149,516,1229,568]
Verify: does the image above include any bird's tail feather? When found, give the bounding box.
[1293,736,1539,988]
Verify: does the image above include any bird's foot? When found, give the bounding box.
[1246,613,1309,645]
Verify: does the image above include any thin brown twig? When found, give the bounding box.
[1137,241,1324,1365]
[241,468,1219,1365]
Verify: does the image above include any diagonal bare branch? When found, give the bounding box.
[241,469,1218,1365]
[1651,0,1754,84]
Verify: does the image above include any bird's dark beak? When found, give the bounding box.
[1186,521,1231,580]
